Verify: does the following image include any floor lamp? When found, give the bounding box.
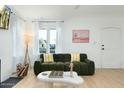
[12,33,33,77]
[24,33,33,69]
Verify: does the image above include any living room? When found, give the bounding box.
[0,1,124,92]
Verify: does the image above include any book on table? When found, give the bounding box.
[49,71,63,78]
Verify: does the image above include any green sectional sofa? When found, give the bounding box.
[34,53,95,76]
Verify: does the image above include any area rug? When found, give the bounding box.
[0,77,23,88]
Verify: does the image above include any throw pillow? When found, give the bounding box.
[43,53,54,62]
[71,53,80,62]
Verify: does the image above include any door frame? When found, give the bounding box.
[100,27,122,69]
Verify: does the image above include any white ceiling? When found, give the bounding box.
[12,5,124,20]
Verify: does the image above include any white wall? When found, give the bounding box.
[62,15,124,68]
[0,16,25,82]
[0,29,13,82]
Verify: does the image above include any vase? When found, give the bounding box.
[70,62,74,77]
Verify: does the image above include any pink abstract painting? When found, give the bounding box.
[72,29,89,43]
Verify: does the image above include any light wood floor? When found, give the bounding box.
[13,69,124,88]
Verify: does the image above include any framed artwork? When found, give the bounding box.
[72,29,89,43]
[0,5,11,30]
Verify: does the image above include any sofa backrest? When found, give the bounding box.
[53,54,71,62]
[40,54,44,62]
[80,53,87,61]
[40,53,87,62]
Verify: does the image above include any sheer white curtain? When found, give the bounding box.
[32,22,40,61]
[55,22,63,53]
[10,13,25,71]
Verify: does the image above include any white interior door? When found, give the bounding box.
[101,27,121,68]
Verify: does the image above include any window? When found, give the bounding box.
[39,28,57,53]
[39,29,47,53]
[50,29,56,53]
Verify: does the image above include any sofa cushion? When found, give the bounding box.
[64,62,71,71]
[54,62,64,70]
[43,53,54,62]
[41,63,50,71]
[53,54,64,62]
[40,54,44,62]
[73,62,81,74]
[72,62,88,75]
[80,54,87,62]
[79,62,89,75]
[63,54,71,62]
[71,53,80,62]
[41,62,56,71]
[42,62,64,71]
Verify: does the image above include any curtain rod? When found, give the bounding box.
[32,20,64,23]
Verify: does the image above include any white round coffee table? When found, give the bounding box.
[37,71,84,88]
